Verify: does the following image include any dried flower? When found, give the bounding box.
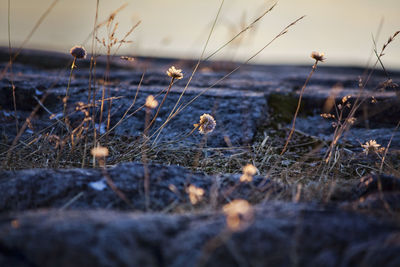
[240,174,253,183]
[361,140,381,155]
[310,51,326,62]
[194,114,216,134]
[341,95,351,103]
[347,117,356,125]
[243,164,257,176]
[120,56,134,61]
[223,199,254,232]
[91,146,109,158]
[186,184,205,205]
[145,95,158,109]
[320,113,335,119]
[379,79,399,91]
[240,164,257,183]
[69,45,87,59]
[166,66,183,80]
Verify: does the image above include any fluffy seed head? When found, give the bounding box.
[361,140,382,155]
[347,117,356,125]
[145,95,158,109]
[70,45,87,59]
[320,113,335,119]
[120,56,134,61]
[240,174,253,183]
[186,185,205,205]
[196,114,216,134]
[341,95,352,104]
[166,66,183,80]
[243,164,257,176]
[91,146,109,158]
[310,51,326,62]
[240,164,257,183]
[223,199,254,231]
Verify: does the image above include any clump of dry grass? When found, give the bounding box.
[2,1,400,219]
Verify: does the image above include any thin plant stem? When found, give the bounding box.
[99,2,275,144]
[144,77,175,132]
[324,31,399,165]
[8,0,18,134]
[63,57,77,123]
[4,93,49,168]
[0,0,61,80]
[105,71,145,136]
[152,0,225,144]
[149,16,305,146]
[281,60,318,155]
[143,107,152,210]
[379,120,400,173]
[82,0,100,168]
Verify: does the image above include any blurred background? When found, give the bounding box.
[0,0,399,69]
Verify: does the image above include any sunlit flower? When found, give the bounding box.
[361,140,381,155]
[346,117,356,125]
[194,114,216,134]
[223,199,254,231]
[186,184,205,205]
[341,95,352,103]
[320,113,335,119]
[243,164,257,176]
[240,164,257,183]
[120,56,134,61]
[310,51,326,62]
[379,79,399,90]
[91,146,109,158]
[145,95,158,109]
[69,45,87,59]
[240,174,253,183]
[166,66,183,80]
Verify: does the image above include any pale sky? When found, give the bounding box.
[1,0,399,69]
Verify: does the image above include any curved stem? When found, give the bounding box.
[63,57,76,123]
[144,77,175,132]
[281,60,318,155]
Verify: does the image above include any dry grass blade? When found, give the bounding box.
[281,58,320,155]
[379,120,400,174]
[324,30,399,164]
[0,0,61,80]
[7,0,18,134]
[4,93,49,168]
[205,2,277,61]
[113,20,142,56]
[163,0,226,121]
[150,15,306,144]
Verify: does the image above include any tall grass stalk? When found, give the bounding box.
[7,0,18,134]
[324,30,399,167]
[82,0,100,168]
[63,57,77,123]
[150,16,305,146]
[281,59,320,155]
[0,0,60,80]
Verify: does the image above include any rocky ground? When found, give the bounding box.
[0,47,400,266]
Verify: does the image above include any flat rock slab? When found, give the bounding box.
[1,204,399,267]
[0,162,279,212]
[295,115,400,149]
[1,48,400,148]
